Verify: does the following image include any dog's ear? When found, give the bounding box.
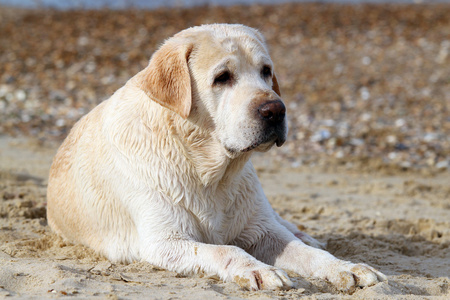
[138,41,193,119]
[272,73,281,97]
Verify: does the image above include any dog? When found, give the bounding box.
[47,24,386,292]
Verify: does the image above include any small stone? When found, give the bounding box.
[350,138,364,146]
[386,135,397,144]
[362,56,372,65]
[435,160,448,170]
[423,133,437,142]
[395,143,409,151]
[360,87,370,100]
[323,119,335,126]
[55,119,66,127]
[388,152,397,160]
[15,90,26,101]
[360,113,371,122]
[395,119,406,127]
[400,161,412,169]
[310,129,331,142]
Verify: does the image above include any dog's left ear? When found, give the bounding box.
[272,73,281,97]
[137,41,193,119]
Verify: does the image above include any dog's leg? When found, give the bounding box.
[140,239,293,291]
[273,211,326,249]
[246,224,387,292]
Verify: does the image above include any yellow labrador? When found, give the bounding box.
[47,24,386,291]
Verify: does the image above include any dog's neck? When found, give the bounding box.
[122,84,252,188]
[168,112,253,187]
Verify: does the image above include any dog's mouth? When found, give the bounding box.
[241,133,286,153]
[224,141,267,156]
[223,127,287,157]
[241,143,259,152]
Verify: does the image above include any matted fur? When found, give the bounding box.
[47,24,386,292]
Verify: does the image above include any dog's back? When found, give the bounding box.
[47,93,142,262]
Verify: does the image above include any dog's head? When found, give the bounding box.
[137,24,287,157]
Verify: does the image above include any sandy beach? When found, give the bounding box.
[0,3,449,299]
[0,136,449,299]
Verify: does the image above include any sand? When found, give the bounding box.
[0,136,448,299]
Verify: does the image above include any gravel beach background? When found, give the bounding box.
[1,3,449,171]
[0,3,449,299]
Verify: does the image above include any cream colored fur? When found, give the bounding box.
[47,24,386,292]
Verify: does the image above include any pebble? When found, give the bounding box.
[395,119,406,127]
[362,56,371,65]
[55,119,66,127]
[435,160,449,170]
[360,87,370,101]
[350,138,364,147]
[311,129,331,142]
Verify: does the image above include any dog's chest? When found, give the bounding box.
[189,184,255,245]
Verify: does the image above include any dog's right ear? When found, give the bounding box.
[136,41,193,119]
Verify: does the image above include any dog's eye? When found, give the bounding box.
[214,71,232,85]
[262,66,272,78]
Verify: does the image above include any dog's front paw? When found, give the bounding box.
[233,266,293,291]
[324,261,387,293]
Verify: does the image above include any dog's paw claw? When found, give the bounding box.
[233,267,293,291]
[324,262,387,292]
[351,263,387,287]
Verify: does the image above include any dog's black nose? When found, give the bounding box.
[258,100,286,124]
